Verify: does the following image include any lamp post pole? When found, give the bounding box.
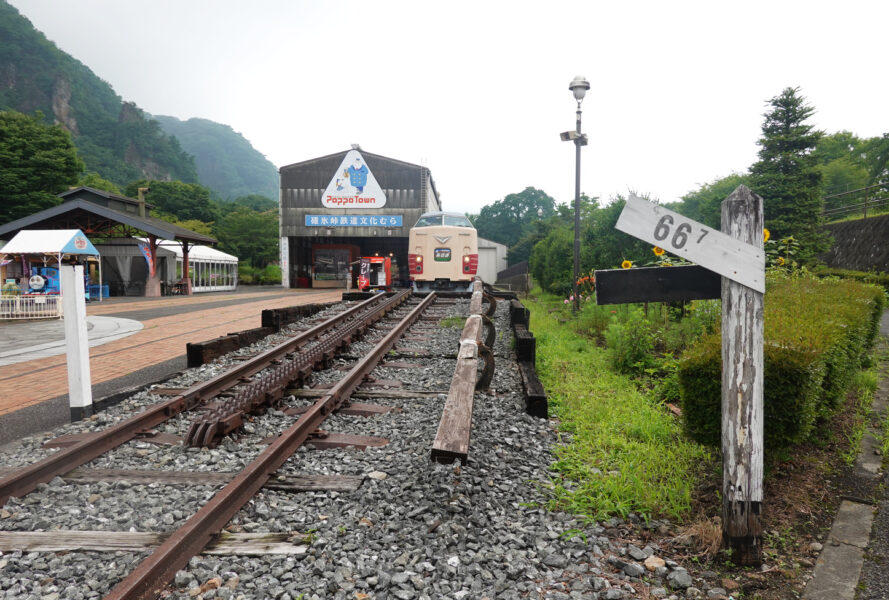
[566,76,589,313]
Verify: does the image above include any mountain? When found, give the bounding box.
[152,116,279,201]
[0,0,278,201]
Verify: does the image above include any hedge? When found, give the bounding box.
[679,275,885,450]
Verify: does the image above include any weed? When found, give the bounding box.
[439,316,465,329]
[526,288,712,521]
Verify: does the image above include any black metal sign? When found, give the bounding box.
[595,265,720,305]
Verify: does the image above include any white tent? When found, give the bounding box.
[0,229,99,257]
[0,229,101,299]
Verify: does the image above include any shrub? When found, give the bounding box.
[678,275,884,450]
[604,307,655,375]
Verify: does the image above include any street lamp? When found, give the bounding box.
[561,75,589,313]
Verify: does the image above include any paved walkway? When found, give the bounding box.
[0,315,143,366]
[0,288,342,443]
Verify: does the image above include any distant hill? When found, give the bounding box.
[152,115,279,201]
[0,0,278,201]
[0,0,197,185]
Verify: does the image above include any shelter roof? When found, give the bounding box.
[155,240,238,262]
[0,229,100,256]
[0,199,216,245]
[58,186,155,210]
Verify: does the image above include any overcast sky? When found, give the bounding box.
[8,0,889,215]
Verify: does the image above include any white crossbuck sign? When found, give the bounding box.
[615,194,765,293]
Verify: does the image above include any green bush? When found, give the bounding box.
[258,264,282,285]
[237,263,281,285]
[604,307,655,375]
[679,275,885,450]
[811,266,889,292]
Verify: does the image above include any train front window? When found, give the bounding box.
[443,215,473,228]
[414,215,442,227]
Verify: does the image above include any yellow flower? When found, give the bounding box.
[653,246,665,256]
[763,228,770,242]
[621,260,633,269]
[776,256,785,266]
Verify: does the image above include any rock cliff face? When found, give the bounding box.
[51,74,77,134]
[821,214,889,271]
[0,0,196,186]
[1,0,277,199]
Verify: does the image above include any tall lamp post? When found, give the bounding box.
[561,76,589,313]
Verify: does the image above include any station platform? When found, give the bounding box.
[0,287,343,447]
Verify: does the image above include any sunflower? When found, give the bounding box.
[763,228,770,242]
[621,260,633,269]
[653,246,665,256]
[776,256,785,267]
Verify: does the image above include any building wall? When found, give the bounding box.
[477,237,508,284]
[279,149,442,288]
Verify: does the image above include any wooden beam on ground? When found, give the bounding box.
[431,314,484,465]
[517,361,547,418]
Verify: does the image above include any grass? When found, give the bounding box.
[525,289,712,522]
[439,316,465,329]
[841,368,879,466]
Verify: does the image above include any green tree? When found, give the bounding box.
[668,173,751,229]
[225,194,277,213]
[530,226,573,295]
[812,131,863,165]
[860,134,889,186]
[748,87,828,261]
[124,180,217,223]
[527,195,651,295]
[78,171,121,193]
[473,187,557,247]
[216,206,278,268]
[0,110,84,224]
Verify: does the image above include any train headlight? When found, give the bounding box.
[463,256,469,263]
[416,255,422,263]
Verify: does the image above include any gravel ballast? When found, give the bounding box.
[0,295,703,600]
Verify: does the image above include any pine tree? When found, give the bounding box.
[749,87,828,262]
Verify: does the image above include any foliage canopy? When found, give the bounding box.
[0,109,84,224]
[749,87,828,261]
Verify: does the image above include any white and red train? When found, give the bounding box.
[408,211,478,291]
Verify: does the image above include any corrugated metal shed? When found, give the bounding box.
[279,148,442,238]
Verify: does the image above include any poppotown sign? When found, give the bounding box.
[320,150,387,209]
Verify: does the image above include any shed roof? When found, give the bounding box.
[0,229,100,256]
[156,240,238,262]
[0,198,216,245]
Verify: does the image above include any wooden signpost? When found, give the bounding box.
[599,186,765,564]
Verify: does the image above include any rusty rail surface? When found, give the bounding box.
[104,291,437,600]
[0,293,393,506]
[185,289,413,447]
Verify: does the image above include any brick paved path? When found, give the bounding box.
[0,289,343,417]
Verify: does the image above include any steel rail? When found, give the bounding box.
[0,293,391,506]
[185,290,415,447]
[104,291,436,600]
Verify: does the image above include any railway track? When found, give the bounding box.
[0,291,509,598]
[0,290,650,600]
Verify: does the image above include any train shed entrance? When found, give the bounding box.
[279,147,441,289]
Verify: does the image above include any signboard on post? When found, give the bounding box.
[615,194,765,293]
[608,186,765,565]
[595,265,720,305]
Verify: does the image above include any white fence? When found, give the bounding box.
[0,295,62,320]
